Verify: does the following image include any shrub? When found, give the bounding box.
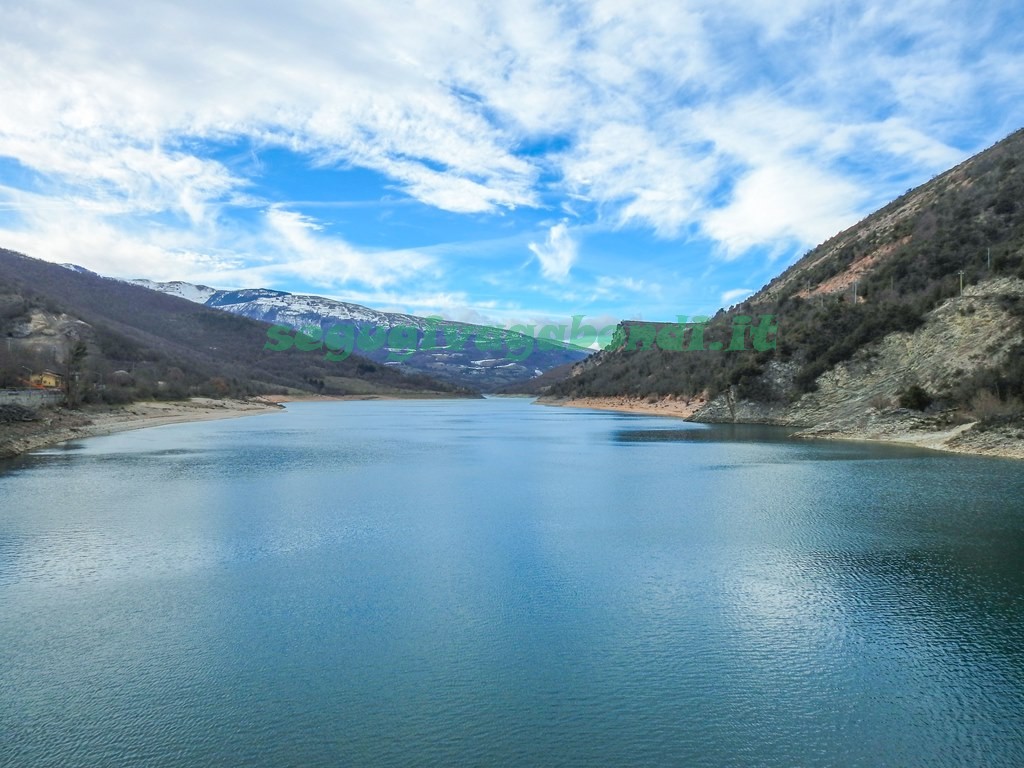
[970,389,1024,421]
[99,387,135,405]
[899,385,933,411]
[868,394,892,410]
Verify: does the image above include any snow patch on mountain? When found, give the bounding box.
[123,277,590,391]
[129,279,219,304]
[59,263,100,277]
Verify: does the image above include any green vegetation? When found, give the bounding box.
[550,128,1024,416]
[899,385,933,411]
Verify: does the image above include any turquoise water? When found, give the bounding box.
[1,398,1022,767]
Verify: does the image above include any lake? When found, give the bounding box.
[1,398,1022,766]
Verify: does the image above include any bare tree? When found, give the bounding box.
[63,340,88,407]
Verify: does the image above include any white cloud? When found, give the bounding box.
[0,185,432,291]
[255,207,435,290]
[702,160,864,258]
[0,0,1022,299]
[721,288,754,306]
[0,185,243,279]
[562,120,717,237]
[595,275,651,295]
[0,0,538,219]
[528,222,578,281]
[334,288,479,318]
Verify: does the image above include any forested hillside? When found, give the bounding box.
[550,128,1024,422]
[0,249,474,402]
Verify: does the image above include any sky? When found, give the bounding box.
[1,0,1023,329]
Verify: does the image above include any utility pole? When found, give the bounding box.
[988,247,991,271]
[853,281,858,303]
[958,269,965,297]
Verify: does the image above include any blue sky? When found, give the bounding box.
[1,0,1023,330]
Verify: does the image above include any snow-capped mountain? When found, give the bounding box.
[130,279,219,304]
[59,263,100,277]
[126,279,589,391]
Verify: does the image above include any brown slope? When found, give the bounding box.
[0,248,475,399]
[547,126,1024,421]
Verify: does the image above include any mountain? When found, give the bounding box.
[130,278,219,304]
[544,128,1024,456]
[126,280,590,392]
[0,248,474,402]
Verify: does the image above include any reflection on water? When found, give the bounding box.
[1,398,1022,767]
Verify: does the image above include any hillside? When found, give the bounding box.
[128,279,589,392]
[0,249,474,402]
[544,128,1024,456]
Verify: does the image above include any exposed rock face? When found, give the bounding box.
[691,360,798,424]
[686,277,1024,456]
[5,310,92,363]
[538,130,1024,458]
[694,277,1024,428]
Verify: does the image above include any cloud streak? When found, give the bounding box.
[0,0,1022,318]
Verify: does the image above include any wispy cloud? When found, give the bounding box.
[0,0,1022,319]
[721,288,754,306]
[528,222,578,281]
[259,207,435,289]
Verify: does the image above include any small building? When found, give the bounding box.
[29,370,64,389]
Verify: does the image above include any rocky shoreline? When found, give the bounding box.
[0,398,284,460]
[538,396,1024,460]
[0,392,487,461]
[536,394,708,420]
[5,394,1021,462]
[791,409,1024,460]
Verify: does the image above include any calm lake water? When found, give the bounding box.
[1,397,1023,767]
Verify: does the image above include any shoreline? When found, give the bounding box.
[0,391,482,460]
[257,392,480,403]
[0,398,284,460]
[536,396,1024,461]
[537,395,707,420]
[791,420,1024,461]
[5,394,1020,462]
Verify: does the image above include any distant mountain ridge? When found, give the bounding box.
[126,279,589,391]
[1,249,473,401]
